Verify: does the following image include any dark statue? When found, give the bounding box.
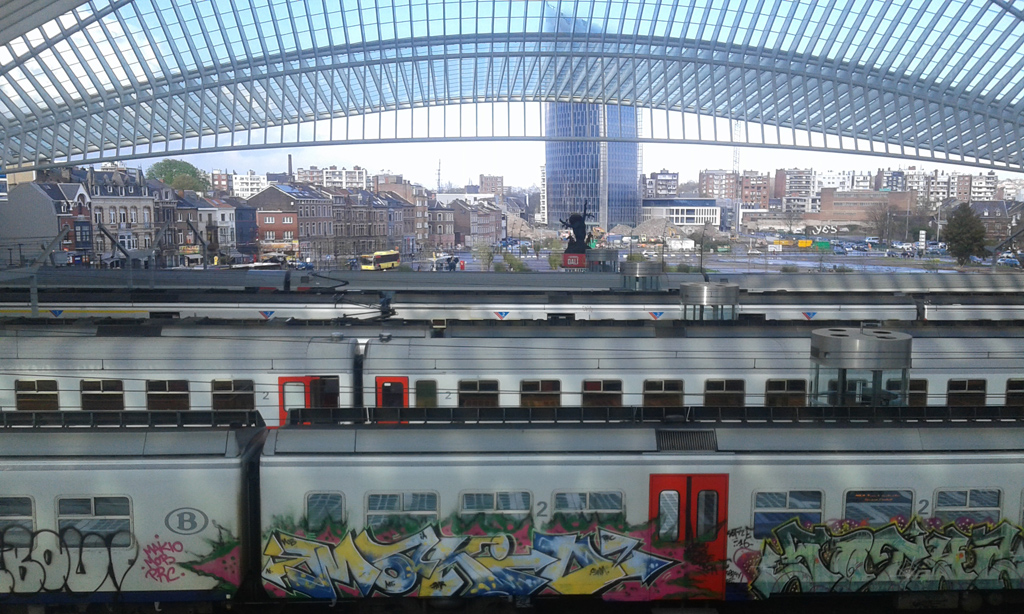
[560,200,593,255]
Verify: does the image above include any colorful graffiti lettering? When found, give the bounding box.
[751,519,1024,597]
[0,527,137,595]
[262,524,675,599]
[142,537,185,583]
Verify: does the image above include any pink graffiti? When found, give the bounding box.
[143,537,185,583]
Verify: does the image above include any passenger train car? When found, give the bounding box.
[2,322,1023,426]
[6,416,1024,612]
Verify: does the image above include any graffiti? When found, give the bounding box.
[263,524,675,599]
[0,527,137,595]
[142,537,185,583]
[751,518,1024,597]
[177,525,243,591]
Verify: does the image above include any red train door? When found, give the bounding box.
[649,474,729,599]
[277,376,341,426]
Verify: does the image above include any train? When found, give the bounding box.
[1,320,1023,427]
[6,412,1024,613]
[1,270,1024,323]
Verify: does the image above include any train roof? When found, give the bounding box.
[0,411,266,458]
[264,423,1024,456]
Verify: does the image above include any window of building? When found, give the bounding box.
[306,492,344,531]
[934,489,1000,527]
[415,380,437,408]
[1006,380,1024,406]
[366,492,438,532]
[765,379,807,407]
[886,378,928,407]
[947,379,986,406]
[265,231,275,240]
[460,491,531,518]
[58,496,132,547]
[119,210,128,224]
[265,216,274,224]
[81,380,125,411]
[844,490,913,525]
[521,380,560,407]
[0,497,33,546]
[15,379,59,411]
[581,380,623,406]
[753,491,823,538]
[704,379,745,406]
[146,380,189,411]
[643,380,684,407]
[554,491,623,515]
[211,379,255,410]
[458,380,499,407]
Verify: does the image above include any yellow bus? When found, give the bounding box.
[359,250,401,271]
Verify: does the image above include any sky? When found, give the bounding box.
[168,140,1021,192]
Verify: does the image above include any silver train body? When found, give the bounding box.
[6,418,1024,611]
[1,322,1023,428]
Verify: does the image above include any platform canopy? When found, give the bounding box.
[1,0,1023,171]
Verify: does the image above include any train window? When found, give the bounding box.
[844,490,912,525]
[521,380,560,407]
[212,379,255,410]
[80,379,125,411]
[146,380,189,411]
[657,491,680,540]
[366,492,438,534]
[704,379,745,407]
[695,490,719,542]
[753,490,823,538]
[553,491,623,515]
[764,379,807,407]
[582,380,623,407]
[933,489,1000,527]
[458,380,499,407]
[1006,380,1024,406]
[886,379,928,407]
[644,380,684,407]
[947,379,986,407]
[415,380,437,408]
[15,380,58,411]
[57,496,132,547]
[306,492,344,531]
[0,497,34,547]
[311,377,340,408]
[460,491,531,518]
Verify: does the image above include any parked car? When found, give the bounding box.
[996,257,1020,267]
[747,249,762,255]
[833,246,848,255]
[969,255,985,264]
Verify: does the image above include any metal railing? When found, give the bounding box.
[286,404,1024,426]
[1,410,264,428]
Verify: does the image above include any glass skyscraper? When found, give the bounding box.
[544,103,640,231]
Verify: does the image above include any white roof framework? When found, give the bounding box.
[1,0,1024,171]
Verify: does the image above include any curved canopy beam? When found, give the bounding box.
[2,0,1023,171]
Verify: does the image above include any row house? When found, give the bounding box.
[451,198,503,247]
[2,182,93,265]
[967,201,1015,242]
[256,209,299,260]
[427,201,456,251]
[322,188,389,258]
[379,191,416,255]
[86,168,155,265]
[248,184,333,264]
[200,198,239,262]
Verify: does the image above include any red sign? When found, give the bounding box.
[562,253,586,268]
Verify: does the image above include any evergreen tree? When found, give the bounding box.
[944,203,987,265]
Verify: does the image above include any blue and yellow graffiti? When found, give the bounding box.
[262,525,675,599]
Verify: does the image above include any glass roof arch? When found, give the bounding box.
[1,0,1023,171]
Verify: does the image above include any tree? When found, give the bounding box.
[473,244,495,270]
[944,203,987,265]
[147,159,211,192]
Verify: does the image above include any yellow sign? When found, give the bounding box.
[178,245,201,255]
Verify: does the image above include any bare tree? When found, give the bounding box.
[865,203,901,244]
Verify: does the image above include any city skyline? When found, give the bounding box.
[170,140,1023,193]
